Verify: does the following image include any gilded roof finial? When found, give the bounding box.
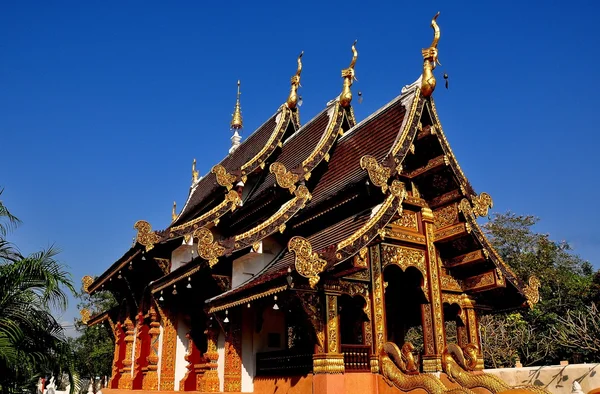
[192,158,199,183]
[421,12,441,97]
[340,40,358,107]
[286,51,304,109]
[172,201,177,221]
[230,80,243,130]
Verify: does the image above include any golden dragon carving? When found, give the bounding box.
[381,342,470,394]
[442,344,550,394]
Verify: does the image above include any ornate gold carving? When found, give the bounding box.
[326,295,338,353]
[421,12,441,97]
[360,155,391,193]
[211,164,236,191]
[424,219,445,359]
[445,250,486,268]
[269,162,298,193]
[194,228,225,267]
[392,210,418,231]
[313,353,345,374]
[142,307,160,390]
[82,275,94,294]
[134,220,160,252]
[434,204,459,229]
[370,245,386,355]
[340,40,358,107]
[381,244,429,300]
[154,258,170,275]
[286,51,303,110]
[80,308,90,325]
[157,307,177,391]
[202,328,220,392]
[524,276,541,308]
[471,192,493,217]
[230,80,243,130]
[435,223,468,242]
[170,190,240,235]
[223,321,242,392]
[464,271,496,290]
[289,236,327,288]
[353,247,368,268]
[297,292,325,352]
[339,281,372,347]
[208,284,286,313]
[440,273,463,292]
[381,228,426,244]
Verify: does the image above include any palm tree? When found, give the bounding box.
[0,190,78,394]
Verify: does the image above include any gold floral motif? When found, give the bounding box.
[382,228,426,244]
[360,155,391,193]
[211,164,236,191]
[344,269,370,281]
[392,210,418,231]
[193,228,225,267]
[297,292,325,353]
[82,275,94,294]
[80,308,91,325]
[434,204,459,229]
[440,274,463,292]
[224,322,242,392]
[524,276,541,308]
[425,220,445,357]
[142,308,160,390]
[353,247,368,268]
[370,245,386,355]
[434,223,468,242]
[326,295,338,353]
[202,328,220,392]
[463,272,496,290]
[134,220,160,252]
[158,307,177,391]
[120,317,135,389]
[269,162,299,193]
[381,244,429,300]
[289,236,327,288]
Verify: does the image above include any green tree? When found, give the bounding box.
[0,190,78,394]
[481,212,596,366]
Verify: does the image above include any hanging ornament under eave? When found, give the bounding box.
[224,309,229,323]
[273,295,279,310]
[187,277,192,289]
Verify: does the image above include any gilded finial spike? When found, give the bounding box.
[286,51,304,109]
[421,12,441,97]
[192,158,199,183]
[172,201,177,221]
[340,40,358,108]
[230,80,243,130]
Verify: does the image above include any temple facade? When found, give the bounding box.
[82,14,543,394]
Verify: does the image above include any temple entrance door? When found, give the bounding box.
[383,265,428,355]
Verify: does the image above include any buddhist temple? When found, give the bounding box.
[82,14,544,394]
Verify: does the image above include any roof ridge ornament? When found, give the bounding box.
[286,51,304,110]
[172,201,177,221]
[192,158,199,184]
[421,12,441,97]
[340,40,358,107]
[230,80,243,130]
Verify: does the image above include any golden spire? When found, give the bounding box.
[286,51,304,109]
[421,12,441,97]
[230,80,243,130]
[172,201,177,221]
[340,40,358,107]
[192,158,199,183]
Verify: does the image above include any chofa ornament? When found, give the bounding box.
[421,12,441,97]
[82,275,94,294]
[80,308,91,325]
[288,236,327,288]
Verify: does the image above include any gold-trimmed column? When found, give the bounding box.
[313,286,344,375]
[369,244,385,373]
[143,307,160,390]
[118,317,135,389]
[462,295,484,370]
[223,317,242,392]
[421,207,446,372]
[202,326,220,392]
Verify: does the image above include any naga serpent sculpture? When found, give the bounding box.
[381,342,471,394]
[442,344,551,394]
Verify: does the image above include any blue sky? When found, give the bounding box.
[1,1,599,330]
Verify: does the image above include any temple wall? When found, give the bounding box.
[171,243,194,273]
[241,308,254,392]
[253,308,285,353]
[217,331,225,392]
[485,363,600,394]
[173,316,189,391]
[232,252,275,289]
[157,325,164,387]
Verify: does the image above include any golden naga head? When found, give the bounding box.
[286,51,304,109]
[230,80,243,130]
[421,12,441,97]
